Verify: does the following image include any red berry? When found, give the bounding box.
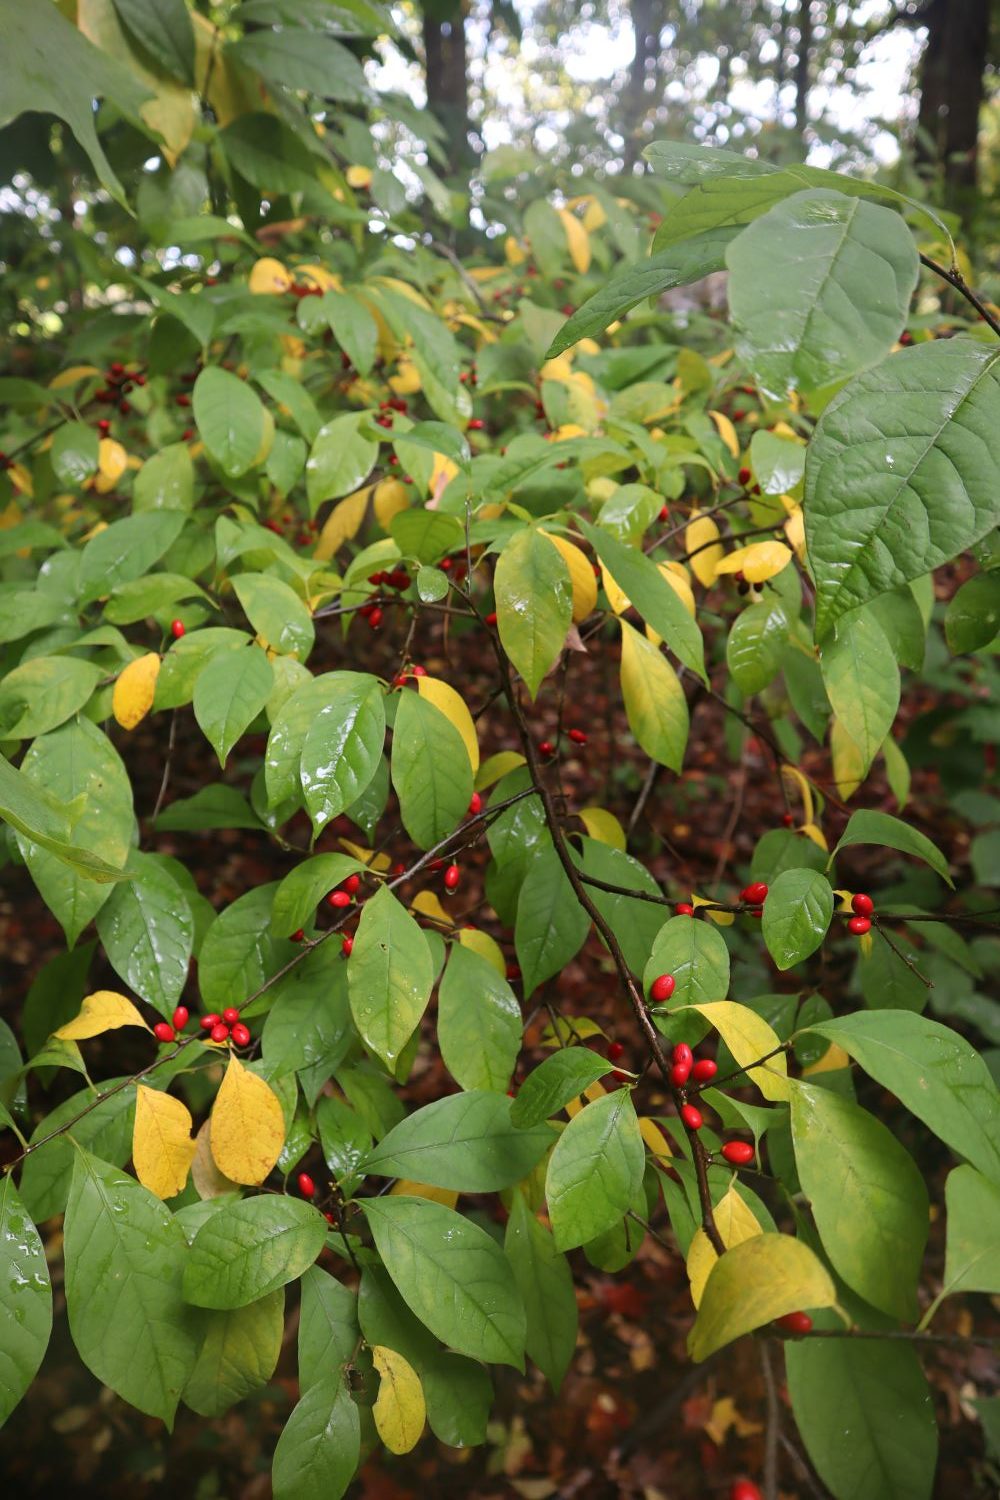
[848,915,871,935]
[222,1007,240,1025]
[721,1141,755,1166]
[443,863,460,892]
[612,1069,630,1083]
[230,1022,251,1047]
[343,874,361,895]
[782,811,795,826]
[97,419,111,435]
[732,409,745,421]
[674,902,694,916]
[341,935,354,957]
[485,611,498,626]
[567,728,588,745]
[538,740,555,757]
[506,963,521,981]
[673,1043,693,1069]
[368,606,383,629]
[731,1482,763,1500]
[118,400,131,415]
[777,1310,814,1335]
[200,1013,220,1031]
[692,1058,717,1082]
[738,466,752,485]
[411,665,427,677]
[650,973,675,1003]
[291,929,305,942]
[468,791,483,816]
[176,393,191,407]
[658,504,669,521]
[297,1172,316,1199]
[153,1022,175,1044]
[680,1104,703,1131]
[468,418,485,431]
[172,1005,189,1031]
[181,428,195,440]
[852,893,874,917]
[741,881,769,904]
[671,1060,691,1087]
[608,1041,625,1061]
[210,1023,230,1044]
[327,890,351,909]
[324,1210,335,1224]
[170,619,185,639]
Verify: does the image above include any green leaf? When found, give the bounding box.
[272,1376,361,1500]
[265,673,342,808]
[749,429,806,496]
[618,619,689,770]
[0,1176,51,1426]
[802,1011,1000,1184]
[79,512,185,604]
[726,189,918,398]
[805,341,1000,638]
[940,1165,1000,1299]
[19,1081,136,1222]
[51,421,99,487]
[362,1195,526,1368]
[306,414,378,514]
[193,645,273,767]
[96,851,193,1016]
[64,1150,199,1426]
[193,368,266,479]
[104,573,207,624]
[786,1337,937,1500]
[390,689,472,849]
[751,828,828,884]
[577,838,667,974]
[945,572,1000,654]
[298,1266,359,1388]
[688,1233,837,1362]
[581,520,705,680]
[545,229,736,358]
[133,443,195,512]
[820,609,900,775]
[198,884,281,1012]
[0,657,100,740]
[438,944,521,1093]
[17,722,134,944]
[790,1081,928,1319]
[390,508,464,564]
[300,672,385,835]
[727,599,789,695]
[545,1089,645,1251]
[514,846,590,998]
[111,0,195,83]
[183,1197,327,1310]
[0,590,67,645]
[182,1289,284,1418]
[228,29,367,100]
[832,809,952,885]
[347,886,433,1069]
[643,916,730,1008]
[494,527,572,698]
[761,868,834,970]
[261,946,352,1082]
[155,784,262,832]
[0,752,127,886]
[270,853,364,938]
[317,290,378,376]
[504,1189,577,1391]
[233,573,315,660]
[316,1095,371,1190]
[509,1048,611,1129]
[364,1091,554,1192]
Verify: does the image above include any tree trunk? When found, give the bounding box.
[422,3,474,177]
[794,0,813,145]
[622,0,661,170]
[914,0,992,222]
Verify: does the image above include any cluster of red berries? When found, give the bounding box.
[458,367,479,386]
[94,360,145,415]
[848,891,875,935]
[369,567,411,592]
[439,556,468,579]
[152,1004,250,1047]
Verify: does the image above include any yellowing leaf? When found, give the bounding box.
[691,1002,789,1101]
[93,438,128,493]
[577,806,626,852]
[581,196,607,231]
[703,1395,763,1445]
[708,410,740,458]
[191,1120,238,1199]
[49,364,101,390]
[475,750,526,790]
[133,1085,196,1200]
[374,479,410,529]
[390,359,422,396]
[688,1233,838,1362]
[390,1181,458,1208]
[803,1041,852,1077]
[564,1078,608,1117]
[785,505,806,561]
[372,1345,426,1455]
[55,989,151,1041]
[345,164,372,190]
[691,893,734,927]
[646,563,697,645]
[314,487,371,561]
[457,927,506,975]
[296,263,341,292]
[417,676,479,774]
[249,257,293,295]
[542,532,598,623]
[112,652,161,731]
[551,423,586,442]
[687,1185,763,1307]
[780,765,815,826]
[714,541,792,584]
[430,452,458,498]
[799,821,829,851]
[505,235,527,266]
[685,511,725,587]
[557,208,591,273]
[600,562,630,616]
[210,1055,286,1186]
[339,840,391,873]
[831,716,865,800]
[639,1116,673,1165]
[410,889,454,928]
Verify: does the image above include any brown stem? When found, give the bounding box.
[920,252,1000,337]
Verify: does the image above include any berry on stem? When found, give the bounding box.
[777,1310,813,1335]
[692,1057,717,1083]
[671,1061,691,1087]
[230,1022,251,1047]
[649,973,675,1003]
[169,619,185,639]
[538,739,555,757]
[848,915,871,935]
[291,929,305,942]
[341,934,354,957]
[607,1041,624,1062]
[343,873,361,894]
[567,728,587,745]
[222,1007,240,1025]
[468,791,482,816]
[443,863,460,892]
[674,902,694,916]
[153,1022,175,1044]
[297,1172,316,1199]
[852,892,874,917]
[172,1005,189,1032]
[731,1481,763,1500]
[721,1140,755,1166]
[200,1013,220,1031]
[210,1023,230,1044]
[680,1103,703,1131]
[672,1043,693,1069]
[327,890,352,909]
[740,881,769,905]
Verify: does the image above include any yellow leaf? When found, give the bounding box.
[577,806,626,852]
[703,1395,763,1445]
[639,1116,673,1165]
[688,1233,838,1362]
[339,840,391,873]
[691,893,734,927]
[780,765,814,826]
[55,990,150,1041]
[252,407,275,468]
[410,890,454,928]
[389,359,422,396]
[314,487,371,561]
[645,564,697,645]
[714,541,792,584]
[691,1002,789,1101]
[112,652,161,731]
[831,717,865,800]
[541,354,575,383]
[7,463,32,498]
[475,750,526,790]
[210,1055,286,1186]
[93,438,128,494]
[542,532,598,623]
[430,452,458,498]
[390,1181,458,1208]
[551,423,586,442]
[564,1078,608,1117]
[785,505,806,561]
[48,364,101,390]
[346,164,373,189]
[374,479,410,529]
[457,927,506,975]
[541,1017,606,1050]
[685,511,725,587]
[296,263,342,292]
[581,196,607,231]
[505,235,527,266]
[708,410,740,459]
[600,562,630,616]
[133,1086,197,1200]
[417,676,479,774]
[191,1120,238,1199]
[799,821,829,851]
[557,208,591,273]
[372,1345,426,1454]
[803,1041,852,1077]
[687,1185,763,1307]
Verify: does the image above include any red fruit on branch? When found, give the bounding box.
[851,893,874,917]
[175,393,191,407]
[738,466,752,486]
[782,811,795,826]
[721,1141,755,1166]
[692,1058,717,1082]
[230,1022,251,1047]
[200,1013,220,1031]
[297,1172,316,1199]
[680,1103,703,1130]
[210,1023,230,1044]
[674,902,694,916]
[97,418,111,435]
[291,929,305,942]
[221,1008,239,1025]
[538,740,555,757]
[411,665,427,677]
[607,1041,625,1061]
[468,418,485,431]
[649,973,675,1002]
[741,881,769,904]
[443,863,460,892]
[468,791,482,816]
[777,1310,814,1335]
[341,935,354,957]
[612,1070,630,1083]
[172,1006,189,1032]
[485,611,498,626]
[343,874,361,895]
[671,1061,691,1087]
[848,915,871,935]
[567,728,588,745]
[368,606,383,629]
[327,890,351,909]
[153,1022,175,1044]
[170,619,185,639]
[731,1481,763,1500]
[672,1043,693,1069]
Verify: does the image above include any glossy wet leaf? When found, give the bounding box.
[272,1375,361,1500]
[300,672,385,835]
[193,645,273,767]
[183,1195,327,1309]
[438,944,521,1093]
[761,868,834,970]
[193,367,266,478]
[495,526,573,698]
[364,1091,554,1192]
[96,852,193,1015]
[391,689,472,849]
[545,1089,644,1251]
[0,1176,52,1427]
[504,1189,578,1391]
[347,886,434,1069]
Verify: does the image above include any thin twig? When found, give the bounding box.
[760,1341,780,1500]
[920,252,1000,338]
[149,709,178,826]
